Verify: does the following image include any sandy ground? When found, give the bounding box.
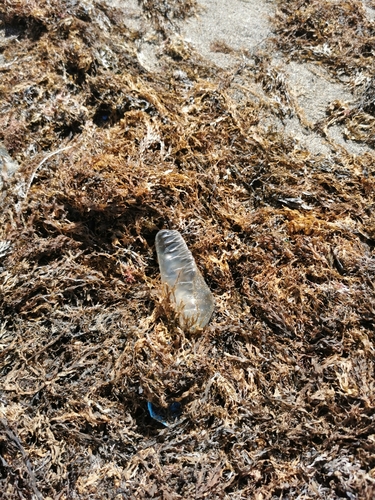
[180,0,272,68]
[144,0,373,158]
[177,0,373,157]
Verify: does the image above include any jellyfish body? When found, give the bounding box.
[155,230,214,330]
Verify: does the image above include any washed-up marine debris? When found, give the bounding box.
[155,230,214,330]
[147,401,182,427]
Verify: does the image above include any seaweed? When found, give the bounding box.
[1,0,375,498]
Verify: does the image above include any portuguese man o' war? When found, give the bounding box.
[155,230,214,330]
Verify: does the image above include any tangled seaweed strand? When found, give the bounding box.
[1,0,375,498]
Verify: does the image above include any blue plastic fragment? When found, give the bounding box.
[147,401,182,427]
[147,402,169,426]
[169,402,182,418]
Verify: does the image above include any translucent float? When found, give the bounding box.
[155,230,214,330]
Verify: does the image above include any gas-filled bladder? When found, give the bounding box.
[155,230,214,331]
